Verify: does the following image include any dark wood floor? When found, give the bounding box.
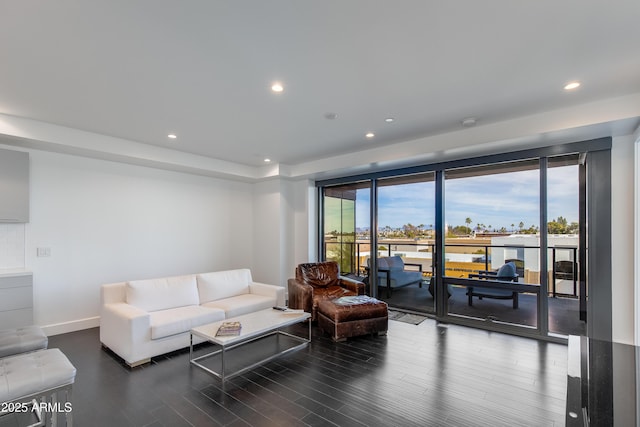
[8,320,568,426]
[378,284,586,336]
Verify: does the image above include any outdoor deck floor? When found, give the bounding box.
[377,282,586,336]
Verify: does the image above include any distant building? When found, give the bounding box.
[491,234,578,270]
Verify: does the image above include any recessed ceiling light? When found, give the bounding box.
[384,118,395,123]
[271,82,284,93]
[167,134,177,139]
[264,158,271,163]
[365,132,375,138]
[564,81,581,90]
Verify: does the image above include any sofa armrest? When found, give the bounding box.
[100,302,151,362]
[287,278,313,313]
[249,281,286,306]
[101,302,149,326]
[339,276,365,295]
[101,282,127,305]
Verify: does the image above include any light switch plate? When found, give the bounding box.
[37,247,51,257]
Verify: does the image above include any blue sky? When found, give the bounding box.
[355,165,578,230]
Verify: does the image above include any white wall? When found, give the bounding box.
[0,224,25,268]
[610,135,635,344]
[24,150,254,334]
[252,179,285,288]
[251,178,316,298]
[279,179,294,288]
[292,179,316,268]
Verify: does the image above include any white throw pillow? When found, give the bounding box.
[126,275,199,312]
[197,269,251,303]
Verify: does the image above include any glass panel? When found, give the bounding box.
[444,160,540,328]
[547,154,585,336]
[375,173,436,313]
[323,182,371,281]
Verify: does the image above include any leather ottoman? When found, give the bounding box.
[317,295,388,342]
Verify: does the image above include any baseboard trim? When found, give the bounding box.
[42,316,100,336]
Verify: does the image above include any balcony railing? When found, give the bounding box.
[324,240,579,298]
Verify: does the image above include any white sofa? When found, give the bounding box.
[100,269,285,367]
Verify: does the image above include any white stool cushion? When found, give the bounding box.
[0,326,48,358]
[0,348,76,402]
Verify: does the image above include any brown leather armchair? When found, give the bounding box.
[287,261,365,321]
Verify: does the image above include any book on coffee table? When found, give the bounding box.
[215,321,242,336]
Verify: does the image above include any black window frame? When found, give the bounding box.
[316,137,612,342]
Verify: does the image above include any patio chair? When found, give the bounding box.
[466,261,519,308]
[366,256,424,298]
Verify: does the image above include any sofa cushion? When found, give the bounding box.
[386,270,423,287]
[471,287,515,297]
[497,261,517,278]
[127,275,199,312]
[196,269,251,303]
[201,294,274,318]
[368,257,396,270]
[385,256,405,270]
[149,305,225,340]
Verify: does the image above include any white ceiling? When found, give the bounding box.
[1,1,639,175]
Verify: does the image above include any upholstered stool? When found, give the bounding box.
[0,326,48,358]
[317,295,388,342]
[0,348,76,426]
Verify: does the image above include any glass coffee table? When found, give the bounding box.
[189,308,311,382]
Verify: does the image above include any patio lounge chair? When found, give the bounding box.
[466,261,519,308]
[366,256,424,298]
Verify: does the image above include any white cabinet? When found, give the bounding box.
[0,148,29,222]
[0,272,33,328]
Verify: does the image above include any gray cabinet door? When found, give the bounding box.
[0,148,29,222]
[0,274,33,328]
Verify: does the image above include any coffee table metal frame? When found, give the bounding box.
[189,309,311,382]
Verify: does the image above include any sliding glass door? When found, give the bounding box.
[443,160,541,329]
[317,138,611,340]
[376,173,435,313]
[546,154,585,336]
